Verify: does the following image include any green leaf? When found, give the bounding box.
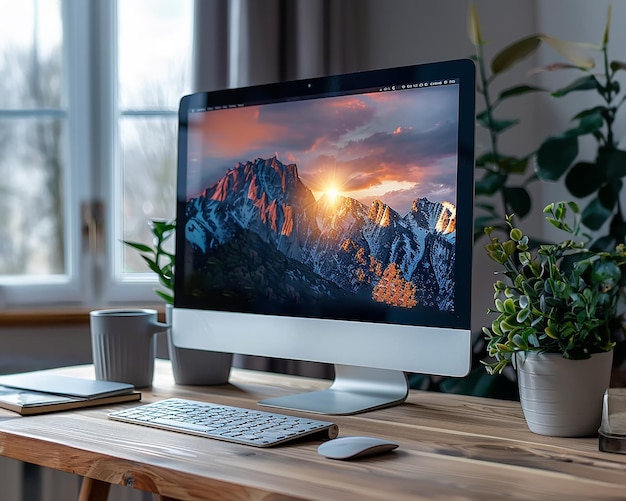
[512,334,528,349]
[603,4,612,48]
[503,187,531,218]
[491,35,543,74]
[607,149,626,179]
[598,181,620,212]
[475,171,505,195]
[499,156,529,174]
[541,36,595,69]
[491,118,520,133]
[572,106,607,121]
[497,84,544,101]
[592,235,617,252]
[475,151,497,168]
[503,298,516,314]
[582,197,613,230]
[518,295,529,309]
[534,62,585,73]
[565,162,605,197]
[476,111,519,133]
[570,112,604,136]
[535,135,579,181]
[516,309,530,323]
[610,60,626,74]
[527,332,540,347]
[143,257,162,275]
[155,290,174,305]
[467,3,483,46]
[545,326,558,339]
[552,75,599,97]
[122,240,153,254]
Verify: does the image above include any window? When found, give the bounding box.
[0,0,65,280]
[0,0,193,306]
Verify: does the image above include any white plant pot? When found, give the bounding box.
[516,350,613,437]
[165,304,233,385]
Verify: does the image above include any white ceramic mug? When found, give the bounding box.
[90,309,169,387]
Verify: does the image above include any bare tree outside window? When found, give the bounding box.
[0,0,64,277]
[0,0,193,292]
[117,0,192,275]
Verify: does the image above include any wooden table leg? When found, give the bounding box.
[78,477,111,501]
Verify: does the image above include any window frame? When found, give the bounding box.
[0,0,89,306]
[0,0,189,308]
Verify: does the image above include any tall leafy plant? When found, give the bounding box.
[469,4,544,240]
[535,6,626,250]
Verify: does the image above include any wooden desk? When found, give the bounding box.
[0,361,625,501]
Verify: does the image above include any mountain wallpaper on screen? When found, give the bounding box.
[184,156,457,313]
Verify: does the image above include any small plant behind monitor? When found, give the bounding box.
[123,218,232,385]
[123,219,175,305]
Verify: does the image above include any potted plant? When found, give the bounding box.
[483,201,626,436]
[123,219,232,385]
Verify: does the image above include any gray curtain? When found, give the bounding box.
[193,0,370,90]
[191,0,371,378]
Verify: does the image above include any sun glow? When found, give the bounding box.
[324,186,340,203]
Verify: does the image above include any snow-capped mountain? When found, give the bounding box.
[185,156,457,312]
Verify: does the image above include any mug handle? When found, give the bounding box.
[151,320,171,335]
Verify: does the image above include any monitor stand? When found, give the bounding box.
[258,365,409,415]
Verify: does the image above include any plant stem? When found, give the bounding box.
[476,44,500,167]
[475,43,513,219]
[602,45,615,149]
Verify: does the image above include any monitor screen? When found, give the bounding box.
[174,59,475,414]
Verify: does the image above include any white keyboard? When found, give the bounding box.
[108,398,339,447]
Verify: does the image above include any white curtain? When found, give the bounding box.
[191,0,371,378]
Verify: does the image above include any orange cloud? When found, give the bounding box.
[198,107,282,157]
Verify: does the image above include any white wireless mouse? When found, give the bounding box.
[317,436,399,460]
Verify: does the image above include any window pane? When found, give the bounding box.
[0,118,66,276]
[121,117,177,273]
[0,0,65,281]
[118,0,193,110]
[117,0,192,280]
[0,0,63,109]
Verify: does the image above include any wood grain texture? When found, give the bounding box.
[0,361,624,500]
[78,477,110,501]
[0,305,166,327]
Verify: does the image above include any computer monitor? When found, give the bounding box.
[173,58,475,415]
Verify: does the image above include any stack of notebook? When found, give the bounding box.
[0,372,141,415]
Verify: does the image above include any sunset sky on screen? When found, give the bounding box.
[187,84,459,215]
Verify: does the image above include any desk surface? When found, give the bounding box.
[0,361,625,500]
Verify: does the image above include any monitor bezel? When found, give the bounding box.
[174,58,475,329]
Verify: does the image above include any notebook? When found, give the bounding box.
[0,371,140,416]
[0,372,134,399]
[0,387,141,416]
